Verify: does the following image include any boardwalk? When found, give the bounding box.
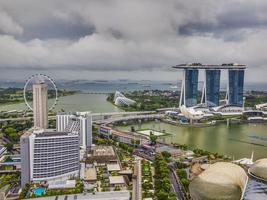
[243,178,267,200]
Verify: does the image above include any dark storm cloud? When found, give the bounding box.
[0,0,266,81]
[179,1,267,41]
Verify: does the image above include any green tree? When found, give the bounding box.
[149,132,158,145]
[5,142,14,152]
[4,127,19,142]
[180,178,190,190]
[161,151,172,161]
[156,190,169,200]
[176,169,187,179]
[130,126,135,132]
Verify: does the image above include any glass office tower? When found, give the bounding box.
[205,69,221,107]
[185,69,199,107]
[228,69,244,106]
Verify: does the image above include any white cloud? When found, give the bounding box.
[0,0,266,81]
[0,9,23,35]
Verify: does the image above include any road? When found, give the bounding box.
[132,157,142,200]
[169,162,187,200]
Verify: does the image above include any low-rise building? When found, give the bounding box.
[109,176,126,187]
[107,163,121,172]
[84,167,97,183]
[85,146,118,166]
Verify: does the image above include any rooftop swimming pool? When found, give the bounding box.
[33,187,45,196]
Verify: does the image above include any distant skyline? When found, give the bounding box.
[0,0,267,82]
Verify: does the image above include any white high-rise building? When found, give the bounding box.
[20,129,80,187]
[33,83,48,129]
[21,77,80,188]
[56,112,92,149]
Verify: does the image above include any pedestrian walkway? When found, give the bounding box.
[243,178,267,200]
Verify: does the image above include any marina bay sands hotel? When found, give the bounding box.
[173,63,246,109]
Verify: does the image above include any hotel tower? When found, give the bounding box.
[33,83,48,129]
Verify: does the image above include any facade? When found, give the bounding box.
[56,112,92,149]
[204,69,220,107]
[33,83,48,129]
[20,129,80,187]
[228,69,245,107]
[180,69,199,107]
[56,114,72,132]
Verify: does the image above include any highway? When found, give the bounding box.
[95,113,164,125]
[0,111,156,123]
[168,162,187,200]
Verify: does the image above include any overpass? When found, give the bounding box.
[0,111,157,123]
[94,113,164,125]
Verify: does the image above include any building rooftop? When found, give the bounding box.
[30,191,130,200]
[84,167,97,182]
[92,146,115,157]
[172,63,246,69]
[107,163,121,171]
[22,128,76,138]
[35,131,72,137]
[85,146,118,165]
[109,176,125,185]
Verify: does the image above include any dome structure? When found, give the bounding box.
[113,91,136,106]
[189,162,247,200]
[113,91,125,102]
[180,105,205,120]
[250,158,267,180]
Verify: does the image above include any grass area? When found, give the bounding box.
[141,160,154,199]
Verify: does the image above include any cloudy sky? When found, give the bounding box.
[0,0,267,82]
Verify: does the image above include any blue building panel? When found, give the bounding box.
[206,70,220,107]
[228,70,244,106]
[185,69,199,107]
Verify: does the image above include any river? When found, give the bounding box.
[117,122,267,160]
[0,93,122,113]
[1,93,267,160]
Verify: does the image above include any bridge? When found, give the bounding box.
[0,111,158,123]
[94,113,164,125]
[80,92,112,95]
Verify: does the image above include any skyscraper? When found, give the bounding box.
[21,129,80,187]
[204,69,221,107]
[183,69,199,107]
[56,112,92,149]
[33,83,48,129]
[174,63,246,110]
[228,69,245,106]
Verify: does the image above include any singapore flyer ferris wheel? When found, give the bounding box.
[23,74,58,111]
